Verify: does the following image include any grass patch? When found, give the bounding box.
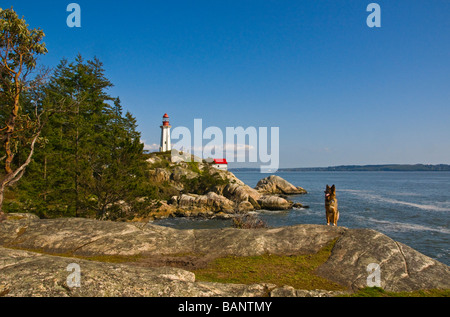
[186,162,201,174]
[79,254,144,263]
[343,287,450,297]
[193,239,346,291]
[5,214,30,221]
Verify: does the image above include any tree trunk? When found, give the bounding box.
[75,118,79,217]
[0,132,41,212]
[4,85,21,175]
[43,156,47,202]
[0,185,6,213]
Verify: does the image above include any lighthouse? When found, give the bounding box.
[160,113,172,152]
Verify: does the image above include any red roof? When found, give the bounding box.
[163,113,169,118]
[213,159,228,165]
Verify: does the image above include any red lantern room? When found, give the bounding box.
[162,113,170,126]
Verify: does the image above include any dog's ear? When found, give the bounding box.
[331,185,336,192]
[326,185,330,190]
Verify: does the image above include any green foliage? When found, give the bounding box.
[346,287,387,297]
[6,55,158,220]
[152,151,172,159]
[0,7,49,211]
[186,162,201,174]
[0,7,48,148]
[180,166,229,195]
[153,182,179,202]
[149,159,170,169]
[0,7,47,74]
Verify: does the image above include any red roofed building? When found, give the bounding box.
[212,159,228,171]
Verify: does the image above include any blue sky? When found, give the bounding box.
[3,0,450,168]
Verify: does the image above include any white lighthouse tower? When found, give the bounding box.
[160,113,172,152]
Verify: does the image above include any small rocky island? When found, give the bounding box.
[140,152,308,220]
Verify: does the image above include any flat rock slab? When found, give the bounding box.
[0,247,274,297]
[1,214,449,295]
[0,215,344,257]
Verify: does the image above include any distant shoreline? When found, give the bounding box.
[230,164,450,172]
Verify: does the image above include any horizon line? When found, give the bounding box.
[229,163,450,171]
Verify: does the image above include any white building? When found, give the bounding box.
[160,113,172,152]
[212,159,228,171]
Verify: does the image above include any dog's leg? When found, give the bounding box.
[335,211,340,227]
[330,213,336,226]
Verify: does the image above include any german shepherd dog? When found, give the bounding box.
[325,185,339,226]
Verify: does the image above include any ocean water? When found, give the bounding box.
[154,171,450,266]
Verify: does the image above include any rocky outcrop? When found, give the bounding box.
[255,175,307,195]
[171,166,198,182]
[215,181,295,211]
[171,193,235,217]
[147,172,303,217]
[144,153,309,218]
[314,228,450,292]
[148,168,172,183]
[257,195,293,211]
[144,155,306,220]
[1,214,449,296]
[237,201,254,213]
[220,183,261,203]
[0,214,341,257]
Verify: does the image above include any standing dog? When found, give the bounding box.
[325,185,339,226]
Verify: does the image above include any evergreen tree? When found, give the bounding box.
[14,56,156,219]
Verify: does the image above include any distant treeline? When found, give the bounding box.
[231,164,450,172]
